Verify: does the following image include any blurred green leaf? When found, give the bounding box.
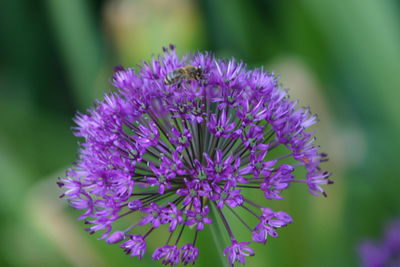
[45,0,105,107]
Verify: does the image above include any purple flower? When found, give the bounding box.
[260,164,294,200]
[252,208,292,244]
[164,203,183,232]
[237,99,268,125]
[146,161,173,194]
[207,109,242,138]
[186,206,212,231]
[181,244,199,265]
[152,245,180,266]
[139,203,165,228]
[169,127,192,148]
[358,219,400,267]
[385,220,400,253]
[203,150,235,182]
[121,235,146,259]
[214,185,244,209]
[59,45,331,266]
[359,243,388,267]
[224,240,255,266]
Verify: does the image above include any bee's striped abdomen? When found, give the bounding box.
[164,70,182,85]
[164,65,203,85]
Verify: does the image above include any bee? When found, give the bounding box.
[164,65,203,85]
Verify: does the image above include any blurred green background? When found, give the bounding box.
[1,0,399,266]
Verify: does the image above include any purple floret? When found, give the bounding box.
[181,244,199,265]
[121,235,146,259]
[359,219,400,267]
[224,240,255,266]
[59,45,331,266]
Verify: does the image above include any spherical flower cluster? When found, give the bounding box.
[359,219,400,267]
[58,45,332,266]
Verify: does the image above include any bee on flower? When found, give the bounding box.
[59,45,332,266]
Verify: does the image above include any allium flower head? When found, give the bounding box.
[59,45,332,266]
[359,219,400,267]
